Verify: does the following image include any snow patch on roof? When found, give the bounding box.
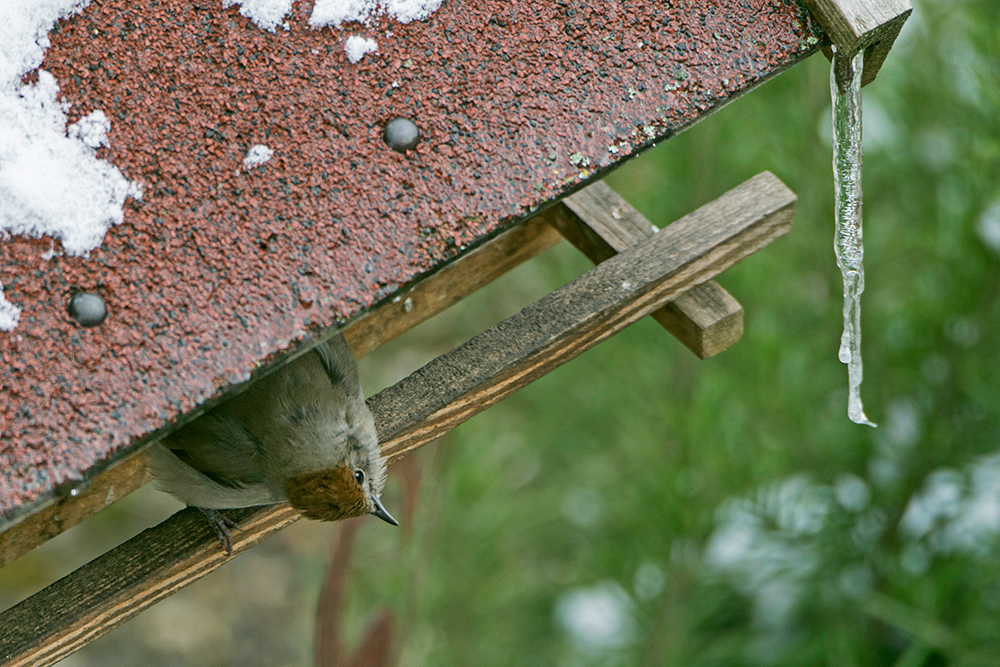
[221,0,294,32]
[310,0,445,26]
[0,281,21,332]
[0,71,141,256]
[0,0,141,261]
[243,144,274,170]
[344,35,378,63]
[68,109,111,148]
[222,0,445,30]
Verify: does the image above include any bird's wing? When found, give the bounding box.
[315,333,365,402]
[160,411,269,489]
[147,440,281,509]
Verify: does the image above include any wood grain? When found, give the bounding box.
[0,455,150,569]
[0,172,795,667]
[343,214,563,358]
[548,181,743,358]
[374,171,795,461]
[0,216,562,569]
[803,0,912,86]
[649,282,743,360]
[0,504,300,667]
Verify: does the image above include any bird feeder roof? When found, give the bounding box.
[0,0,823,525]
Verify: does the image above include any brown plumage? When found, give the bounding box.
[285,464,369,522]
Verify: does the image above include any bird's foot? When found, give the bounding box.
[197,507,240,555]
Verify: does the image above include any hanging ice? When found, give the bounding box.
[831,49,875,427]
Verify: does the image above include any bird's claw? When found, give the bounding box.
[197,507,239,555]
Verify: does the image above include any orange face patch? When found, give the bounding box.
[284,464,368,521]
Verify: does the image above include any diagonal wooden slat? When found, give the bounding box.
[552,181,744,358]
[0,172,795,667]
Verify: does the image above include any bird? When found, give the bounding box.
[148,333,397,553]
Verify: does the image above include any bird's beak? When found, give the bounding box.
[370,495,399,526]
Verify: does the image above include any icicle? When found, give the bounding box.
[831,48,876,427]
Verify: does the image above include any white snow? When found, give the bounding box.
[225,0,446,30]
[309,0,378,26]
[0,1,141,263]
[243,144,274,170]
[0,70,141,256]
[375,0,445,24]
[221,0,294,32]
[0,281,21,331]
[68,109,111,148]
[0,1,84,87]
[344,35,378,63]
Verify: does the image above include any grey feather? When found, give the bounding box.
[149,333,387,513]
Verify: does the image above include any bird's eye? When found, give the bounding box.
[354,469,365,485]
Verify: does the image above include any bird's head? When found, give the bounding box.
[284,454,396,526]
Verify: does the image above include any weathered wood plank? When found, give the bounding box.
[0,172,795,667]
[803,0,912,86]
[650,282,743,360]
[343,214,563,358]
[0,455,151,569]
[375,171,795,460]
[0,504,299,667]
[0,216,562,569]
[549,181,743,358]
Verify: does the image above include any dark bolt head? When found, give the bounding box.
[383,117,421,153]
[68,292,107,328]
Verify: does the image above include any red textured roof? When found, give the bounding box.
[0,0,823,524]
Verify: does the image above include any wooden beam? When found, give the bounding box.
[649,282,743,360]
[343,213,563,358]
[0,454,151,570]
[0,172,796,667]
[802,0,912,86]
[548,181,743,358]
[0,504,299,667]
[0,216,562,569]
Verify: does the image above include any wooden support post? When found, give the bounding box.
[0,216,562,569]
[802,0,912,86]
[546,182,743,359]
[0,172,796,667]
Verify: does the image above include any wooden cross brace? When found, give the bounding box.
[0,172,796,666]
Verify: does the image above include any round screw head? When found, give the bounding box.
[383,117,421,153]
[68,292,107,328]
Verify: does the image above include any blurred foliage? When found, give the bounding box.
[344,1,1000,665]
[3,1,998,665]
